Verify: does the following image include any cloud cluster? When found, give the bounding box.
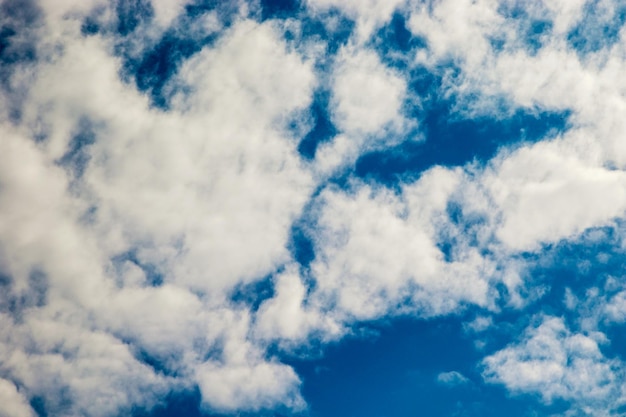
[483,316,623,411]
[2,0,626,416]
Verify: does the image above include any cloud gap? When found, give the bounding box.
[352,72,571,187]
[567,1,626,55]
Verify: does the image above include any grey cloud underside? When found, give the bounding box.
[1,0,626,416]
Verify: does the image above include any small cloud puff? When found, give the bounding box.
[436,371,470,387]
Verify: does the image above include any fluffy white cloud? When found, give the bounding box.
[403,0,626,257]
[80,19,316,295]
[308,167,495,322]
[307,0,406,41]
[314,45,408,175]
[483,317,621,405]
[4,0,626,416]
[255,266,341,342]
[331,46,406,135]
[408,0,504,69]
[0,378,34,417]
[195,308,304,412]
[0,5,317,415]
[196,360,304,412]
[485,139,626,251]
[0,309,169,416]
[150,0,189,27]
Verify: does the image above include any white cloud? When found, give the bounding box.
[195,308,304,411]
[48,18,318,298]
[0,8,317,416]
[151,0,189,27]
[331,46,406,135]
[408,0,504,69]
[314,45,408,175]
[307,167,495,322]
[543,0,586,34]
[483,317,621,405]
[403,0,626,258]
[0,378,34,417]
[196,360,304,412]
[307,0,405,42]
[0,309,169,416]
[485,138,626,251]
[5,1,626,415]
[255,266,341,342]
[464,316,493,333]
[436,371,470,386]
[604,289,626,323]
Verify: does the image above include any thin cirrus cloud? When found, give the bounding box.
[1,1,626,417]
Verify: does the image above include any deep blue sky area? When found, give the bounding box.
[287,318,525,417]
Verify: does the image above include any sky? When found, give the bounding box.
[2,0,626,416]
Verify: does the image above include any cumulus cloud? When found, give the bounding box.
[254,266,341,343]
[307,167,497,322]
[331,46,405,136]
[3,0,626,416]
[314,44,409,175]
[484,138,626,251]
[0,3,316,415]
[0,378,34,417]
[483,317,621,406]
[196,360,304,412]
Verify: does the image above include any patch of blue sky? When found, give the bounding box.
[0,268,48,322]
[297,89,336,160]
[523,226,623,308]
[228,273,276,312]
[0,0,41,122]
[259,0,302,21]
[437,200,491,263]
[524,19,553,56]
[371,11,427,71]
[127,347,183,379]
[56,118,98,179]
[29,396,50,417]
[128,30,217,109]
[352,79,570,187]
[131,388,204,417]
[568,1,626,56]
[29,387,73,417]
[182,0,241,28]
[289,220,316,269]
[115,0,154,36]
[285,317,570,417]
[0,0,39,67]
[287,8,355,61]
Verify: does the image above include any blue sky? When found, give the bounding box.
[1,1,626,417]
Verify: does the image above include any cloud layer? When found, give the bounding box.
[2,0,626,416]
